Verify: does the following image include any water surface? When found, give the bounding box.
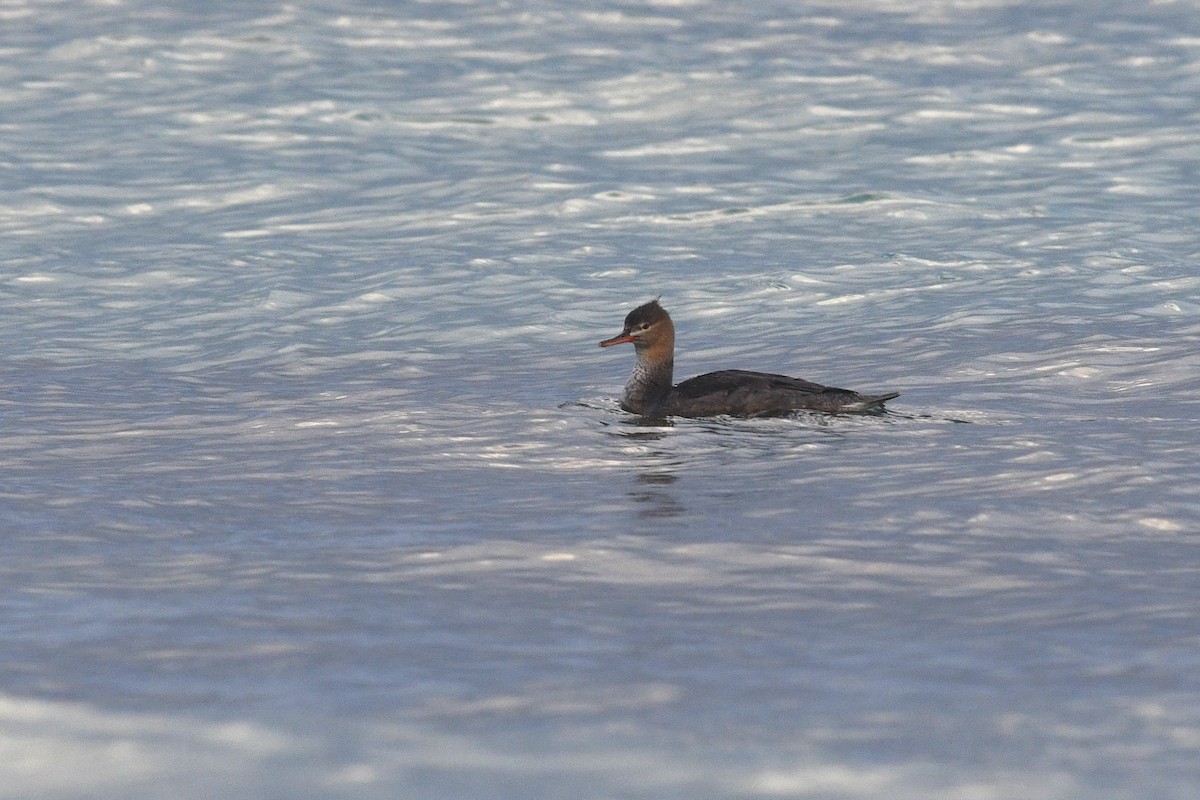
[2,1,1199,798]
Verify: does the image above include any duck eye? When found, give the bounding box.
[638,322,650,330]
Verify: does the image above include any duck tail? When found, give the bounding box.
[858,391,900,411]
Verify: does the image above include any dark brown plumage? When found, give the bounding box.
[599,299,898,417]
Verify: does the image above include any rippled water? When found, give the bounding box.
[3,1,1199,798]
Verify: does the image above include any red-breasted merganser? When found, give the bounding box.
[599,299,899,417]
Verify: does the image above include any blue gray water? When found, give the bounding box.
[3,1,1199,798]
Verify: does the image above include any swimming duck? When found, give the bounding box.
[598,299,898,417]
